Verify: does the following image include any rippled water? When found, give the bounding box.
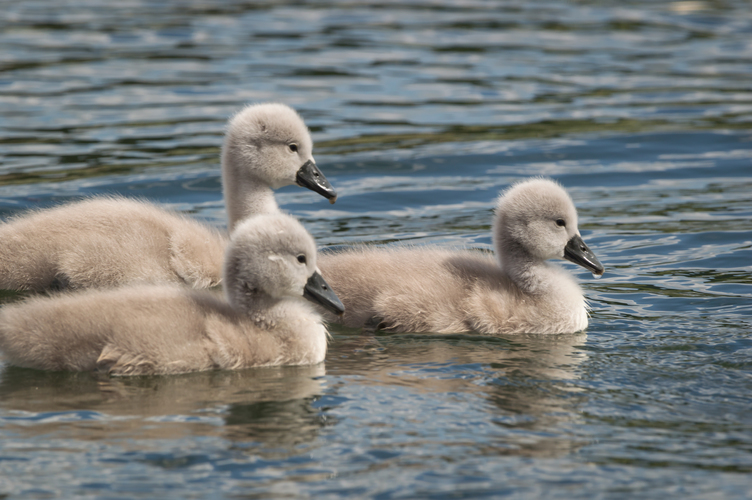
[1,0,751,498]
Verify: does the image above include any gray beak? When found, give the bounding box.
[296,160,337,204]
[303,271,345,316]
[564,234,605,276]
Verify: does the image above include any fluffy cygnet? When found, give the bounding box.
[317,178,604,334]
[0,103,337,292]
[222,103,336,231]
[0,213,345,376]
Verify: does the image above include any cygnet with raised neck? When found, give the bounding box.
[317,178,604,334]
[0,103,337,292]
[0,213,345,376]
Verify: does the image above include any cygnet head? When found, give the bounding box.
[223,213,345,316]
[492,178,604,276]
[221,103,337,227]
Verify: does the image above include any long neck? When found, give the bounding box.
[221,142,282,232]
[223,178,279,232]
[497,238,552,296]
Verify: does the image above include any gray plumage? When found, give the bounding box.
[0,213,334,375]
[222,103,318,231]
[0,103,326,291]
[318,178,604,334]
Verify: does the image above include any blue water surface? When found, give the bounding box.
[0,0,751,498]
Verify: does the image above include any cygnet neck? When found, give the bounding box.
[225,176,279,232]
[225,284,286,328]
[496,238,553,296]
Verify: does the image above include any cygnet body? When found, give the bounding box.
[0,213,345,376]
[0,103,336,292]
[318,178,604,334]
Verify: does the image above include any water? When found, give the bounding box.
[1,0,751,498]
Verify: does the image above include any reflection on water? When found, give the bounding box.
[0,334,587,456]
[0,364,327,449]
[326,329,589,459]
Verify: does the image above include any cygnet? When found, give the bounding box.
[0,213,345,375]
[0,103,337,292]
[317,178,604,334]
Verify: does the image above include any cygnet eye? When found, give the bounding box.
[296,254,307,264]
[556,218,566,227]
[288,143,298,153]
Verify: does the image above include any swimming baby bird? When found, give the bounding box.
[0,213,345,375]
[0,103,337,292]
[317,178,604,334]
[222,102,336,232]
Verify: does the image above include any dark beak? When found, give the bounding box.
[564,234,605,276]
[303,271,345,316]
[296,160,337,204]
